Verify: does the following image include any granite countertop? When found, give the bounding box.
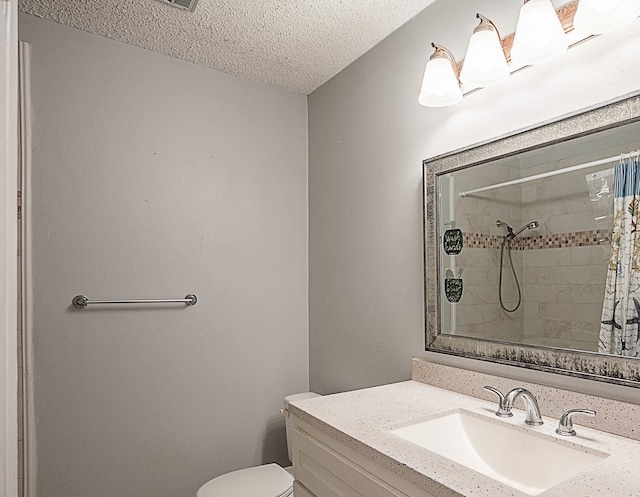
[289,380,639,497]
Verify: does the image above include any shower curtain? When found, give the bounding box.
[599,155,640,357]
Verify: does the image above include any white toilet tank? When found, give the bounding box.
[283,392,320,462]
[195,392,322,497]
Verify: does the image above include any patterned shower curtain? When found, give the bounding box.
[599,155,640,357]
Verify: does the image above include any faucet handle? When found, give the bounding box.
[483,386,513,418]
[555,409,596,436]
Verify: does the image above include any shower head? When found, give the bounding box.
[512,220,540,238]
[497,219,539,239]
[496,220,514,238]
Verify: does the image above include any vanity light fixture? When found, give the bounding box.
[460,14,510,88]
[418,0,640,108]
[418,43,463,108]
[574,0,640,34]
[511,0,568,66]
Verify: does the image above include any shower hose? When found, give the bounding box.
[498,235,521,313]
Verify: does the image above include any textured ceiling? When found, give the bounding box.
[18,0,437,94]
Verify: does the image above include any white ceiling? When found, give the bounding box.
[18,0,437,95]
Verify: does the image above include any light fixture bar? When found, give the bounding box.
[458,0,584,96]
[419,0,640,107]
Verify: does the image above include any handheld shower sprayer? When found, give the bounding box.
[497,219,539,239]
[512,220,540,238]
[496,219,540,312]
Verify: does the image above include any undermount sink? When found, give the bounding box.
[390,409,608,496]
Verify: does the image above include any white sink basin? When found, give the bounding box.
[390,409,608,495]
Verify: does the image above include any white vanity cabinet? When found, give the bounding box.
[288,378,640,497]
[291,414,437,497]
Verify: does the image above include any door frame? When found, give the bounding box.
[18,39,35,497]
[1,0,19,496]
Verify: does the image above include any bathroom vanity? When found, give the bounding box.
[289,360,640,497]
[287,87,640,497]
[290,94,640,497]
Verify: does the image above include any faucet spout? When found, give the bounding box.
[503,388,544,426]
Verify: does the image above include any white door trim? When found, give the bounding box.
[18,40,36,497]
[1,1,19,496]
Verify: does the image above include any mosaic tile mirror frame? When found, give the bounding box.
[424,93,640,387]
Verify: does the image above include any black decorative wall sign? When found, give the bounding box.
[443,229,463,255]
[445,278,463,303]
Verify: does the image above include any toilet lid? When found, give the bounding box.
[196,464,294,497]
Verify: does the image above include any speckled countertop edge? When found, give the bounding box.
[289,381,640,497]
[411,358,640,442]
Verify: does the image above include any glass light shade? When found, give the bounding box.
[418,57,463,108]
[574,0,640,34]
[511,0,568,65]
[460,28,510,88]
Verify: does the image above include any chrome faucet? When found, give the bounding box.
[484,386,544,426]
[504,388,544,426]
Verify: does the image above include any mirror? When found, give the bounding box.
[424,94,640,387]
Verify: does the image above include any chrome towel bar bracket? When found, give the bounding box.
[72,294,197,309]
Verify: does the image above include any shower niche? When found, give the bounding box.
[433,105,640,359]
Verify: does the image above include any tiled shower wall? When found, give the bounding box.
[444,141,627,354]
[519,157,613,353]
[442,160,524,342]
[521,244,607,352]
[452,229,610,352]
[452,242,523,341]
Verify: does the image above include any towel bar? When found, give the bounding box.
[72,294,197,309]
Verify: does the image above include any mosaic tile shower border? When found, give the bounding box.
[461,229,611,250]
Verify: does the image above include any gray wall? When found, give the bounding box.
[308,0,640,394]
[20,14,308,497]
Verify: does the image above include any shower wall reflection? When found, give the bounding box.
[438,122,639,354]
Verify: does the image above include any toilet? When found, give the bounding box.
[196,392,320,497]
